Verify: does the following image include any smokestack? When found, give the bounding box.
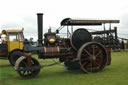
[37,13,43,45]
[114,27,118,39]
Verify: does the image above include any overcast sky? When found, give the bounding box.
[0,0,128,40]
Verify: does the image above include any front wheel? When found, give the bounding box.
[16,57,40,79]
[77,42,107,73]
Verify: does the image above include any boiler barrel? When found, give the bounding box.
[38,47,71,58]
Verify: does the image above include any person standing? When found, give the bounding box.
[126,40,128,49]
[121,40,125,51]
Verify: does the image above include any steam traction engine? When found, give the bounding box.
[14,13,120,79]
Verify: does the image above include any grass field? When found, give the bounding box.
[0,51,128,85]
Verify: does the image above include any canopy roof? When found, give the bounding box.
[61,18,120,26]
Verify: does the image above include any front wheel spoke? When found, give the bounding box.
[23,71,26,75]
[29,70,33,72]
[27,71,29,75]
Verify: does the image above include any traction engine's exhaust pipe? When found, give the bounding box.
[37,13,43,46]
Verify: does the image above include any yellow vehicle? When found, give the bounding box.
[0,28,24,66]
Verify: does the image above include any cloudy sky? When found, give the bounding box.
[0,0,128,40]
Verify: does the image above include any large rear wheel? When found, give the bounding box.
[77,42,107,73]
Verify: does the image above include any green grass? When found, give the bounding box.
[0,51,128,85]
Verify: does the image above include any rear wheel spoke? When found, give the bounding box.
[96,59,102,65]
[95,51,102,58]
[81,57,89,61]
[92,45,95,57]
[82,62,88,66]
[93,61,97,67]
[94,61,101,67]
[89,62,93,72]
[83,49,92,57]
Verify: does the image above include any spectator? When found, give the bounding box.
[126,40,128,49]
[121,40,125,51]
